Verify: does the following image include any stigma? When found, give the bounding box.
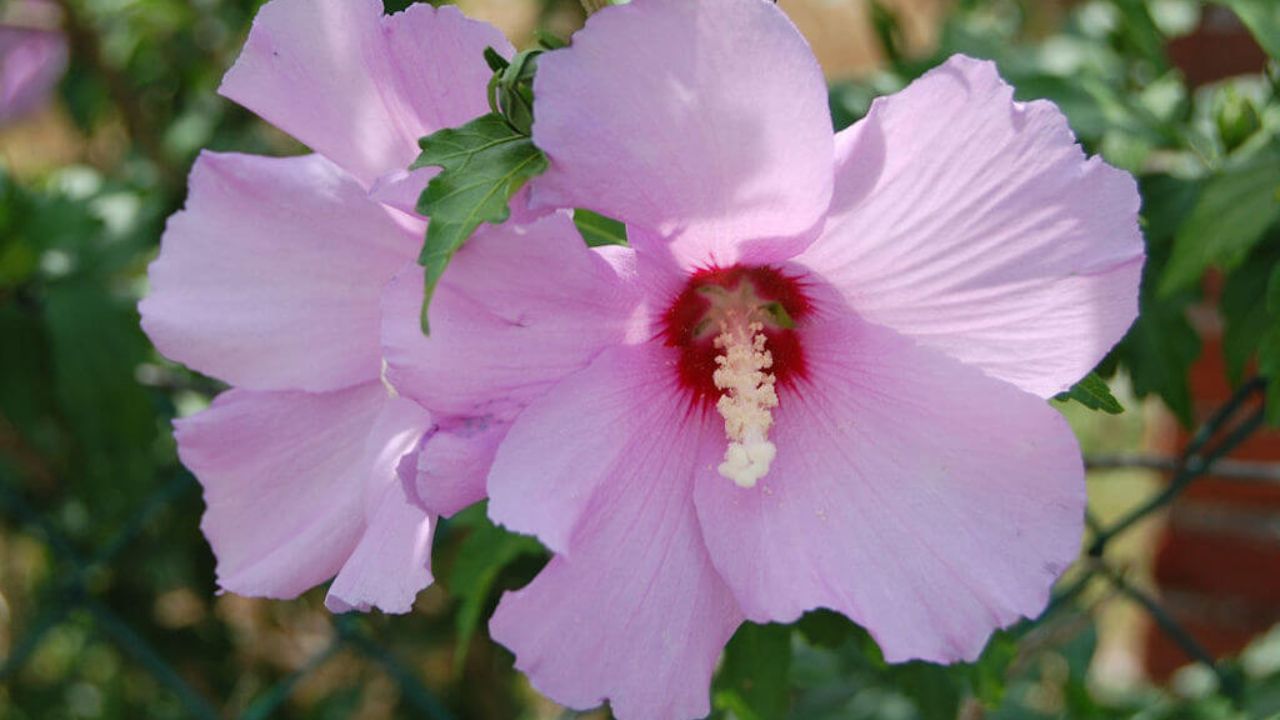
[713,319,778,487]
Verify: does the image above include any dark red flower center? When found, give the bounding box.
[659,264,812,405]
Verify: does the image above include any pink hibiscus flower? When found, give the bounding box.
[0,1,67,124]
[139,0,516,613]
[384,0,1144,716]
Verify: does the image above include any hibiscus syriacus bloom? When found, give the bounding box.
[384,0,1144,716]
[0,1,67,124]
[139,0,517,613]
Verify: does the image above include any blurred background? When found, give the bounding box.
[2,0,1280,717]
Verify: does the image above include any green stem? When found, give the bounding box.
[1086,454,1280,485]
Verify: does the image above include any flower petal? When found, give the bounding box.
[800,55,1143,398]
[530,0,833,262]
[487,343,707,555]
[693,303,1085,663]
[489,345,741,718]
[141,152,416,393]
[368,166,440,217]
[327,396,435,614]
[0,26,66,123]
[405,413,510,518]
[176,382,392,599]
[382,213,641,417]
[220,0,508,187]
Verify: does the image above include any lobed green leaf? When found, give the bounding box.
[413,113,548,332]
[1057,372,1125,415]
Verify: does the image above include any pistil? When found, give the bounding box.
[713,316,778,488]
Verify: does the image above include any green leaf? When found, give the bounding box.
[413,113,548,332]
[1140,174,1203,248]
[1113,0,1170,69]
[482,46,509,73]
[0,172,37,287]
[1057,372,1125,414]
[446,508,544,673]
[573,209,628,247]
[885,663,962,720]
[1160,143,1280,295]
[965,630,1019,708]
[1112,179,1203,426]
[1268,263,1280,315]
[1215,0,1280,60]
[44,279,158,512]
[382,0,428,13]
[0,305,56,446]
[868,1,905,68]
[1259,326,1280,426]
[1118,296,1200,427]
[795,609,858,650]
[713,623,792,720]
[1220,245,1280,383]
[1253,264,1280,426]
[1010,74,1109,141]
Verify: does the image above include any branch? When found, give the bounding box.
[1096,563,1244,704]
[1088,377,1267,557]
[1086,454,1280,485]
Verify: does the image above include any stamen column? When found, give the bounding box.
[713,316,779,488]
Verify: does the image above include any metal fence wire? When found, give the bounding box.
[0,378,1273,717]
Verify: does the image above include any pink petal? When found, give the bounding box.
[693,302,1086,663]
[800,55,1143,398]
[489,345,741,718]
[176,382,392,599]
[220,0,509,187]
[0,26,66,123]
[530,0,833,263]
[140,152,416,393]
[382,213,641,417]
[408,413,510,517]
[368,166,441,217]
[327,396,434,614]
[486,343,708,555]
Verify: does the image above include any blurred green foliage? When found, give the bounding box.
[2,0,1280,718]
